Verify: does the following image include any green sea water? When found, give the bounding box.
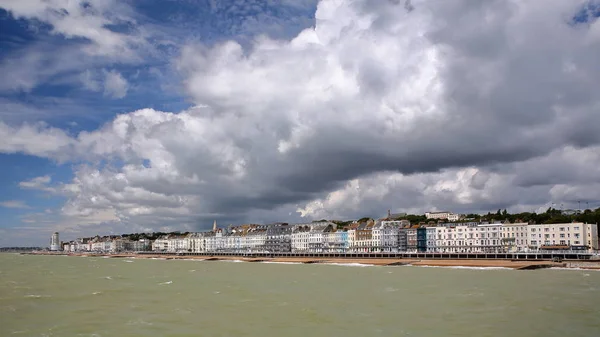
[1,254,599,337]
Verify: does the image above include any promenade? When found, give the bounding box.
[30,251,600,270]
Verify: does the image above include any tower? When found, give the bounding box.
[212,220,217,232]
[50,232,60,251]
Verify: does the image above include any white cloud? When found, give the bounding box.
[19,175,55,192]
[2,0,600,238]
[0,121,73,160]
[80,70,102,92]
[0,1,157,94]
[0,200,30,209]
[103,70,129,99]
[0,0,145,59]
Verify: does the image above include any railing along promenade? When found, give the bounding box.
[136,250,598,261]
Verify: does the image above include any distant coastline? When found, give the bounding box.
[22,251,600,270]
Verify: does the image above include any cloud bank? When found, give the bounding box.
[1,0,600,238]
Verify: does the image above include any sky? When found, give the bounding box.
[1,0,600,247]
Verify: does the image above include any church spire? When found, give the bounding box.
[212,220,217,232]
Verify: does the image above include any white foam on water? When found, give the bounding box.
[322,262,373,267]
[261,261,302,265]
[189,269,196,272]
[104,276,112,280]
[92,292,102,295]
[123,260,134,263]
[550,267,600,272]
[409,265,512,270]
[158,281,172,285]
[24,294,51,299]
[222,259,244,263]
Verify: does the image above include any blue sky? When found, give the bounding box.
[1,0,600,247]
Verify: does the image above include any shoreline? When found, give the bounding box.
[21,252,600,270]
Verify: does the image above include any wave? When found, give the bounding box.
[321,262,373,267]
[409,265,512,270]
[158,281,172,285]
[550,267,600,272]
[24,294,51,298]
[261,261,303,265]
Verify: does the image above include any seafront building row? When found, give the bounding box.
[61,220,599,254]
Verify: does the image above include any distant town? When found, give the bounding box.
[49,208,600,254]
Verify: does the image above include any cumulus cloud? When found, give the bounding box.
[2,0,600,236]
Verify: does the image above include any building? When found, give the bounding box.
[264,223,293,253]
[501,223,529,252]
[372,221,400,252]
[425,211,452,220]
[416,227,427,252]
[527,222,599,252]
[50,232,60,251]
[405,226,419,252]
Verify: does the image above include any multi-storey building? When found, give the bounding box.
[186,233,206,253]
[372,221,399,252]
[397,229,408,251]
[426,227,437,252]
[323,230,348,253]
[152,235,170,252]
[349,222,374,252]
[405,226,418,252]
[245,226,267,252]
[501,223,529,252]
[264,223,293,253]
[527,222,598,252]
[477,223,503,253]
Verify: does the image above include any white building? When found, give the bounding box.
[425,212,452,220]
[186,233,206,252]
[527,222,598,252]
[501,223,529,252]
[477,223,503,253]
[372,222,399,252]
[50,232,60,251]
[152,235,170,252]
[426,227,437,252]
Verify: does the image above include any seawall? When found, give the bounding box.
[23,252,600,269]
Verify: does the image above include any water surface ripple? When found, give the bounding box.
[1,254,599,336]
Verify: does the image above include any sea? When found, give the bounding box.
[1,254,599,337]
